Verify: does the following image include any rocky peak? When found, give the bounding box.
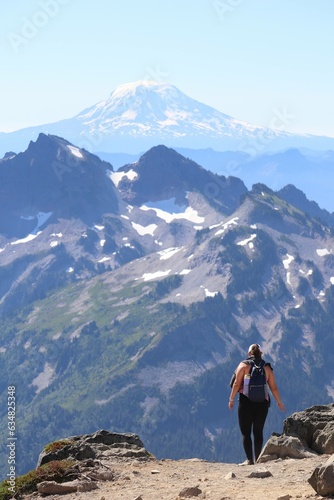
[278,184,334,227]
[2,151,16,159]
[117,144,247,211]
[37,429,152,467]
[0,134,119,234]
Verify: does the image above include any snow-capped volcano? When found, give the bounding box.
[77,80,248,134]
[1,81,334,155]
[74,80,282,150]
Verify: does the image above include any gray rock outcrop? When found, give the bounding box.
[283,404,334,454]
[258,404,334,462]
[258,434,316,462]
[31,430,153,496]
[37,429,152,467]
[308,454,334,496]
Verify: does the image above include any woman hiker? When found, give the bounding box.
[229,343,286,465]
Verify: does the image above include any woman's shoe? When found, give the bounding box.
[239,459,254,465]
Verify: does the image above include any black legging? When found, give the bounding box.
[238,393,269,462]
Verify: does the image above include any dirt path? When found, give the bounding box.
[38,455,328,500]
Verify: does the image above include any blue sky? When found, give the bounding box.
[1,0,333,136]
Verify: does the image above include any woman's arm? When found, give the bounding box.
[228,362,247,410]
[266,366,286,411]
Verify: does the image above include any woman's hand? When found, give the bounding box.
[277,401,286,411]
[228,399,235,410]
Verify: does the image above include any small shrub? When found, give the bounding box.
[0,460,77,500]
[44,438,74,454]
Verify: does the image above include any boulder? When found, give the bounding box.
[247,468,273,478]
[283,404,334,454]
[258,434,316,462]
[308,454,334,496]
[178,486,202,498]
[37,480,77,494]
[85,470,115,481]
[37,479,99,494]
[225,471,236,479]
[37,429,152,467]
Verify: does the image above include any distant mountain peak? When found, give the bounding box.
[1,81,334,156]
[107,80,178,99]
[76,80,234,133]
[116,144,247,211]
[26,132,73,154]
[137,144,196,166]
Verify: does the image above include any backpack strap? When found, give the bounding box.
[241,359,253,366]
[245,358,270,369]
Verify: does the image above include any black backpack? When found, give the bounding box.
[243,359,268,403]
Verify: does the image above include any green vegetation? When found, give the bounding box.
[44,439,75,454]
[0,460,76,500]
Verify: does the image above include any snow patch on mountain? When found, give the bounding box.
[49,232,63,248]
[109,169,138,187]
[214,217,239,236]
[67,145,83,158]
[98,257,111,263]
[11,232,42,246]
[141,269,171,281]
[131,221,158,236]
[179,269,191,275]
[140,204,204,224]
[283,254,294,269]
[237,234,257,247]
[299,269,313,276]
[281,254,295,287]
[317,248,331,256]
[158,247,182,260]
[201,286,218,297]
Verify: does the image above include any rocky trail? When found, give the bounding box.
[33,454,329,500]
